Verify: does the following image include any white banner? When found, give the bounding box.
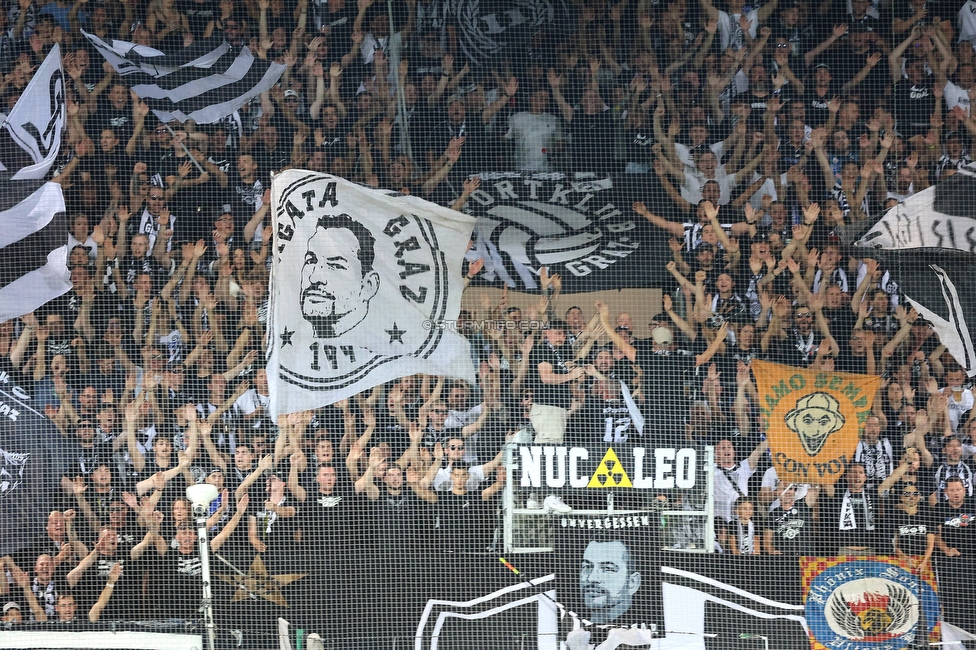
[267,171,476,419]
[0,45,64,180]
[857,186,976,253]
[81,30,228,77]
[0,182,70,322]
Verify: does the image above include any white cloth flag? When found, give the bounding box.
[0,45,64,180]
[856,186,976,252]
[267,171,476,419]
[0,182,69,321]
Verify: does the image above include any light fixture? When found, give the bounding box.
[186,483,220,650]
[186,483,219,513]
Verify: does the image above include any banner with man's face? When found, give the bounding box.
[554,513,660,637]
[267,171,476,418]
[751,360,882,486]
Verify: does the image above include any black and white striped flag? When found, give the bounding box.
[82,31,286,124]
[0,182,70,322]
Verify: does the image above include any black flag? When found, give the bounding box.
[865,248,976,375]
[0,377,67,556]
[464,172,661,293]
[853,171,976,375]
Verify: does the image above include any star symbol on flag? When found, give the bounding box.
[216,554,306,608]
[386,323,406,344]
[280,327,294,347]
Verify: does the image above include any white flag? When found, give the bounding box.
[0,45,65,180]
[0,182,69,321]
[267,171,476,419]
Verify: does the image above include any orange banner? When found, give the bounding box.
[751,360,881,486]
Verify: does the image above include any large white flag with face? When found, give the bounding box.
[267,171,476,419]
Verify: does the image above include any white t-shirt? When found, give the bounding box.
[944,80,972,115]
[446,403,483,463]
[505,111,564,172]
[675,141,728,171]
[234,390,271,428]
[714,457,755,521]
[67,233,98,260]
[941,387,974,433]
[432,463,486,492]
[680,171,738,205]
[717,9,759,51]
[746,172,787,211]
[761,465,809,511]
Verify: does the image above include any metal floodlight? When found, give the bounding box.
[186,483,219,650]
[186,483,219,513]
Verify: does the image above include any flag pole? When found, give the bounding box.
[387,0,415,168]
[161,122,209,176]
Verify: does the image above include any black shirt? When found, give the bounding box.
[893,78,935,138]
[75,553,142,621]
[635,347,696,440]
[151,550,203,620]
[568,111,615,172]
[299,489,348,552]
[530,340,575,409]
[92,97,134,143]
[889,508,933,557]
[821,490,880,550]
[770,330,823,368]
[933,499,976,556]
[434,491,488,552]
[371,488,425,554]
[179,0,216,37]
[765,501,815,555]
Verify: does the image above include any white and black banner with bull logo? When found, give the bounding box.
[463,172,661,293]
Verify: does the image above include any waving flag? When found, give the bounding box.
[0,182,69,322]
[853,171,976,374]
[82,31,285,124]
[0,44,65,180]
[267,171,476,418]
[0,373,68,556]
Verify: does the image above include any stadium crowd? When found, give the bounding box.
[0,0,975,643]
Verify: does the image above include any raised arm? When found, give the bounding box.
[88,562,123,622]
[633,200,685,238]
[235,454,274,500]
[211,494,249,551]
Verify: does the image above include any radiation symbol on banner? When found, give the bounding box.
[587,448,633,488]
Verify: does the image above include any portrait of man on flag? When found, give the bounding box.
[267,171,476,418]
[299,213,381,339]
